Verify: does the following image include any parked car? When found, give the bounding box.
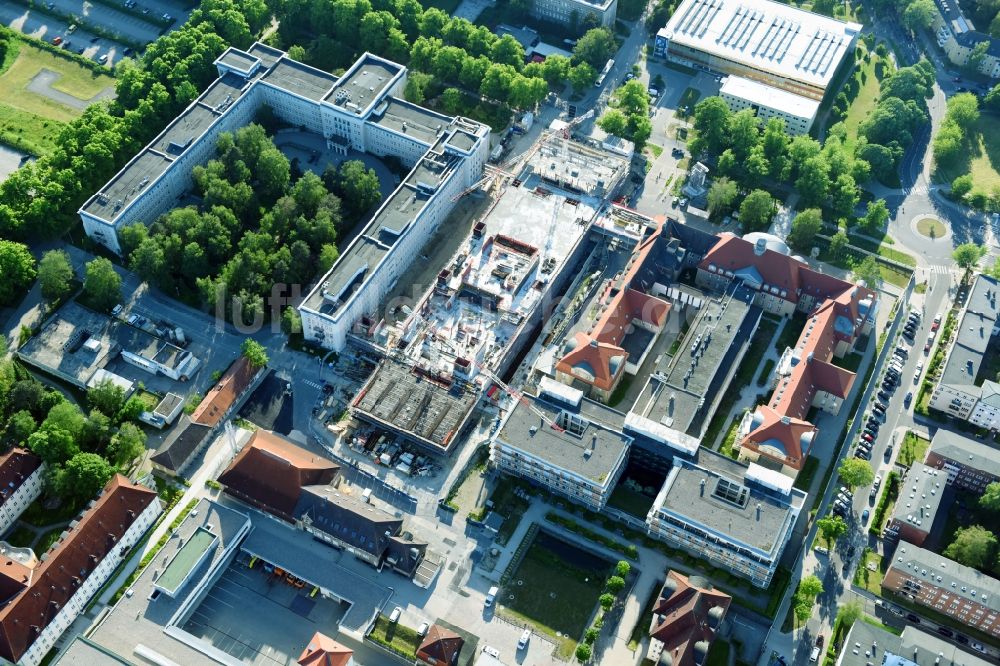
[874,475,882,488]
[932,313,942,331]
[862,433,874,443]
[389,607,402,623]
[878,390,891,403]
[51,36,62,45]
[483,646,501,658]
[418,622,429,637]
[906,614,921,623]
[955,635,969,645]
[861,509,870,524]
[937,627,954,638]
[971,641,986,653]
[904,391,913,407]
[518,629,531,650]
[884,445,894,461]
[98,54,108,63]
[485,586,498,607]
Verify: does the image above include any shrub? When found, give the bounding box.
[585,628,599,644]
[599,593,615,610]
[576,643,593,662]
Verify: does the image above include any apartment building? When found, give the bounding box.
[837,622,993,666]
[719,76,820,135]
[647,454,806,588]
[0,476,160,666]
[655,0,861,101]
[925,429,1000,493]
[883,463,947,546]
[929,274,1000,429]
[932,0,1000,79]
[883,541,1000,639]
[530,0,617,29]
[0,449,43,537]
[491,378,632,511]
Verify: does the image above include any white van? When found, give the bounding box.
[810,646,821,662]
[485,586,498,608]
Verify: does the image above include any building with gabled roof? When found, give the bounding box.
[191,356,260,427]
[0,475,160,666]
[298,631,354,666]
[218,429,340,521]
[0,449,43,537]
[417,623,465,665]
[647,570,731,666]
[700,232,875,477]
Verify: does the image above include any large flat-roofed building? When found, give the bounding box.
[654,0,861,101]
[883,463,947,546]
[719,75,820,134]
[491,378,632,511]
[883,541,1000,639]
[530,0,618,28]
[80,44,490,300]
[647,454,806,587]
[925,429,1000,493]
[929,274,1000,430]
[837,621,994,666]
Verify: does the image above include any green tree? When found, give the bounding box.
[953,243,987,271]
[83,257,122,313]
[944,525,998,569]
[0,240,36,306]
[5,410,37,446]
[38,250,74,302]
[575,643,592,662]
[689,97,732,158]
[599,592,615,610]
[568,63,597,92]
[762,118,790,180]
[441,88,463,115]
[56,452,116,502]
[281,307,302,335]
[952,174,974,199]
[241,339,269,368]
[707,177,739,218]
[739,190,776,233]
[968,40,991,74]
[729,108,760,160]
[933,120,965,166]
[831,173,859,217]
[980,482,1000,512]
[257,146,290,202]
[606,576,626,593]
[584,627,598,644]
[403,71,433,104]
[573,28,615,68]
[43,402,86,440]
[800,574,823,598]
[88,380,126,418]
[337,160,381,218]
[947,92,980,129]
[117,396,146,424]
[27,428,78,466]
[108,422,146,467]
[788,208,823,251]
[615,560,631,577]
[795,155,831,207]
[903,0,936,31]
[816,515,848,548]
[829,230,849,258]
[598,109,628,137]
[860,199,889,234]
[839,599,863,628]
[853,255,882,289]
[839,457,875,488]
[319,244,340,271]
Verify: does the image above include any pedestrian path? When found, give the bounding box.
[926,264,954,275]
[302,379,323,389]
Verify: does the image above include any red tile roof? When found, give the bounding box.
[650,570,731,666]
[0,449,42,509]
[219,430,339,521]
[0,475,157,663]
[298,631,353,666]
[705,234,875,473]
[191,356,257,427]
[738,406,817,468]
[417,624,465,665]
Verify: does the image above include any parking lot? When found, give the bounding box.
[0,0,194,66]
[182,563,350,666]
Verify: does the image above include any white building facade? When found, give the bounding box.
[719,76,819,135]
[531,0,618,29]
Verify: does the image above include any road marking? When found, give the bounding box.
[302,379,323,389]
[928,264,953,274]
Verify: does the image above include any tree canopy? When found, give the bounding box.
[83,258,122,313]
[839,458,874,488]
[787,208,823,251]
[0,241,36,306]
[944,525,998,570]
[953,243,986,271]
[739,190,776,233]
[38,250,75,302]
[241,339,269,368]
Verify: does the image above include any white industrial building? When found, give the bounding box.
[719,76,820,134]
[655,0,861,102]
[79,44,489,263]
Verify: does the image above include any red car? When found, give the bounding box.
[51,36,62,45]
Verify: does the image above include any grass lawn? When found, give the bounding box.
[717,415,743,459]
[4,525,35,548]
[833,352,864,373]
[706,639,731,666]
[838,49,894,148]
[853,550,883,594]
[0,40,114,155]
[678,87,700,111]
[502,531,610,657]
[793,456,819,492]
[774,313,806,353]
[934,113,1000,196]
[607,484,655,518]
[645,143,663,159]
[135,389,161,410]
[36,527,64,553]
[367,615,422,658]
[489,479,532,546]
[20,498,81,527]
[898,431,929,467]
[916,217,947,239]
[757,359,776,386]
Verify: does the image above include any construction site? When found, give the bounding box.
[347,126,630,456]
